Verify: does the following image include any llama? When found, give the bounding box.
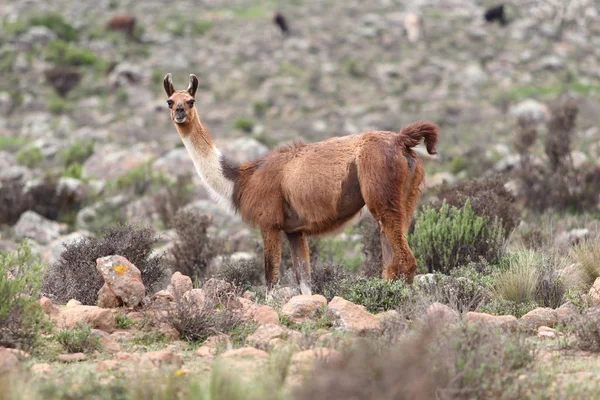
[163,74,438,295]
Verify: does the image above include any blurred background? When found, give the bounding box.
[0,0,599,263]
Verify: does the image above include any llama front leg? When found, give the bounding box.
[261,228,282,289]
[286,232,312,295]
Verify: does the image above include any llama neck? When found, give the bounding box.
[175,119,237,213]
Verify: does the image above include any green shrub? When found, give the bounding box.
[46,93,73,114]
[62,162,85,180]
[192,20,213,36]
[0,241,47,351]
[234,116,255,133]
[0,136,27,152]
[340,277,409,313]
[0,48,17,74]
[15,146,43,168]
[110,162,167,196]
[115,313,132,329]
[409,200,505,274]
[59,139,94,167]
[252,100,269,118]
[565,238,600,291]
[56,323,101,353]
[30,12,78,41]
[46,39,100,67]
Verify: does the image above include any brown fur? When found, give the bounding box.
[164,74,438,293]
[107,15,136,37]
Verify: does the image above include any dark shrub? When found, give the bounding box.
[169,208,221,283]
[0,181,31,226]
[217,258,263,291]
[310,262,352,301]
[44,66,82,97]
[151,174,194,229]
[41,224,167,305]
[0,241,47,351]
[572,307,600,352]
[431,176,519,237]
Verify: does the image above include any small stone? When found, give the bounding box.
[252,305,280,325]
[58,353,86,363]
[141,349,183,367]
[114,352,140,362]
[96,255,146,307]
[167,272,193,299]
[246,324,288,350]
[425,302,460,325]
[537,326,558,339]
[281,295,327,323]
[152,290,175,303]
[96,360,121,372]
[327,297,381,334]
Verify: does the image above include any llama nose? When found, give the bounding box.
[175,105,184,112]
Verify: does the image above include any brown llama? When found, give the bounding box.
[163,74,438,295]
[107,15,136,37]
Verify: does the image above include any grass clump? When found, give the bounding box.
[0,241,47,351]
[16,146,43,168]
[45,39,100,67]
[409,200,505,274]
[59,139,94,168]
[30,12,78,41]
[310,262,352,301]
[41,224,167,305]
[234,116,255,133]
[56,323,101,353]
[565,238,600,291]
[572,307,600,352]
[115,313,133,329]
[169,208,221,283]
[340,277,409,313]
[46,93,73,114]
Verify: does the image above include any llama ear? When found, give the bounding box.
[187,74,199,98]
[163,73,175,97]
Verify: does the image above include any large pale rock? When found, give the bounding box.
[91,329,121,353]
[31,363,52,374]
[41,231,92,265]
[181,289,207,310]
[58,353,86,363]
[556,302,579,323]
[521,307,559,329]
[252,305,280,325]
[327,297,381,333]
[202,278,235,302]
[220,347,269,361]
[589,277,600,305]
[465,312,518,331]
[281,295,327,323]
[141,349,183,367]
[41,298,116,333]
[269,286,300,306]
[425,302,460,325]
[0,348,19,375]
[167,272,193,299]
[246,324,288,350]
[537,326,559,339]
[82,143,156,181]
[14,211,64,245]
[286,347,342,387]
[96,255,145,307]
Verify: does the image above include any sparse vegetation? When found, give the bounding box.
[56,323,102,353]
[15,146,43,168]
[0,241,47,351]
[45,39,101,67]
[217,258,263,291]
[340,277,409,313]
[234,116,255,133]
[115,313,133,329]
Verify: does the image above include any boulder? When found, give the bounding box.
[41,231,92,265]
[41,298,116,333]
[589,277,600,305]
[556,302,580,324]
[252,305,280,326]
[96,255,145,307]
[91,329,121,353]
[281,295,327,323]
[246,324,288,350]
[14,211,64,245]
[31,363,52,374]
[0,348,19,375]
[537,326,559,339]
[141,349,183,367]
[220,347,269,361]
[521,307,559,329]
[181,289,207,311]
[425,302,460,325]
[465,312,518,331]
[327,297,381,333]
[57,353,86,363]
[202,278,235,303]
[97,284,123,309]
[269,286,300,306]
[96,360,121,372]
[167,272,193,299]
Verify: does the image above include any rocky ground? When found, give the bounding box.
[2,0,600,398]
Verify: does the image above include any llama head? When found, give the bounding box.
[163,73,199,124]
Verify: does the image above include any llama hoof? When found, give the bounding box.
[299,281,312,296]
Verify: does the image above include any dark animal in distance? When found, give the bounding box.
[484,4,508,26]
[107,15,137,37]
[273,12,290,35]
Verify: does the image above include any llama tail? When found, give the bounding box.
[397,121,439,155]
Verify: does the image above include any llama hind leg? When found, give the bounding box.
[286,232,312,295]
[379,213,417,283]
[261,228,282,289]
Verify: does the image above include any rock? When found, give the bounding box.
[556,302,580,323]
[197,334,231,357]
[96,359,121,372]
[590,278,600,305]
[14,211,64,245]
[195,346,213,358]
[141,349,183,367]
[465,312,518,331]
[220,347,269,361]
[44,304,116,333]
[167,272,193,299]
[246,324,288,350]
[537,326,559,339]
[221,137,268,162]
[82,143,156,181]
[181,289,207,310]
[31,363,52,374]
[509,99,551,125]
[327,297,381,333]
[521,307,559,329]
[152,148,196,179]
[20,26,57,44]
[57,177,88,203]
[0,348,19,375]
[91,329,121,353]
[425,302,460,325]
[57,353,86,363]
[555,229,590,247]
[281,295,327,323]
[97,284,123,309]
[108,63,145,88]
[96,255,146,307]
[287,347,341,386]
[66,299,82,307]
[425,172,457,188]
[114,352,141,362]
[202,278,234,302]
[269,286,300,306]
[252,305,280,326]
[41,231,93,265]
[152,290,175,303]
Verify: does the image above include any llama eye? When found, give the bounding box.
[167,100,174,107]
[187,100,195,107]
